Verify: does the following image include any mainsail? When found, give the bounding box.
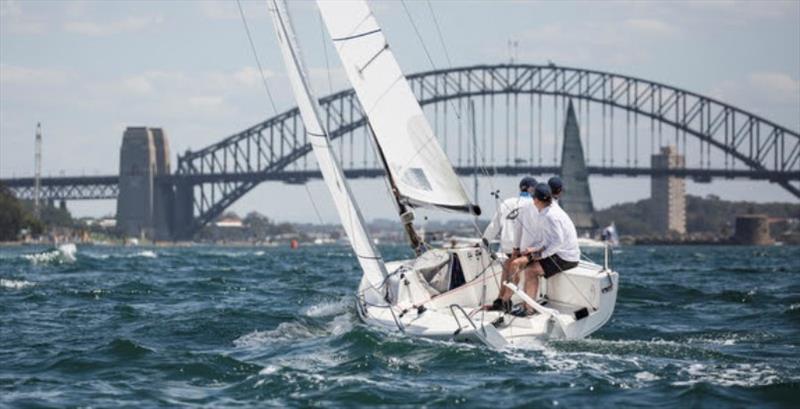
[268,0,387,297]
[317,0,480,216]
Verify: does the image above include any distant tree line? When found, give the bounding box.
[0,182,76,241]
[195,211,298,242]
[595,194,800,237]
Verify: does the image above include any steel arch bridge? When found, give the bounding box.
[171,63,800,238]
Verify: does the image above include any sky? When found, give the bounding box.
[1,0,798,223]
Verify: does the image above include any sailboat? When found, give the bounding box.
[268,0,618,348]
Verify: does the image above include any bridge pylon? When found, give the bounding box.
[560,99,597,233]
[116,127,174,241]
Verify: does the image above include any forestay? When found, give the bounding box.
[268,0,387,299]
[317,0,479,215]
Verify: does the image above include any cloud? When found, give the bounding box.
[120,76,156,96]
[624,18,676,36]
[514,22,654,67]
[0,0,47,34]
[709,71,800,128]
[63,15,163,36]
[685,0,798,23]
[0,64,70,85]
[0,0,22,18]
[748,72,800,104]
[199,0,268,21]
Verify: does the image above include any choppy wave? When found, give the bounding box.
[303,298,351,318]
[23,243,77,264]
[132,250,157,258]
[673,363,783,387]
[234,322,319,348]
[1,244,798,408]
[0,278,35,289]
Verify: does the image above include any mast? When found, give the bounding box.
[267,0,388,296]
[365,122,425,253]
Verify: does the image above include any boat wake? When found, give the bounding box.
[303,297,351,318]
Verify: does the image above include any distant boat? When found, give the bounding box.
[601,223,620,247]
[578,223,619,249]
[268,0,618,348]
[577,236,606,249]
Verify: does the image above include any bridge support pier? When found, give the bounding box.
[116,127,174,241]
[172,180,194,240]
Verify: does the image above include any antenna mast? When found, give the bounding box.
[34,122,42,218]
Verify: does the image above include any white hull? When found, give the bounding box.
[577,237,608,248]
[355,247,618,348]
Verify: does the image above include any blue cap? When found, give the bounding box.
[519,176,538,191]
[533,183,552,201]
[548,176,563,194]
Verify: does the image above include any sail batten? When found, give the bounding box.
[268,0,387,297]
[317,0,479,215]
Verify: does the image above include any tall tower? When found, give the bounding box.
[116,127,174,241]
[34,122,42,217]
[559,100,596,233]
[651,146,686,234]
[117,127,157,240]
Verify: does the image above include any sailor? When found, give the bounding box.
[548,176,563,203]
[484,176,536,312]
[509,182,581,316]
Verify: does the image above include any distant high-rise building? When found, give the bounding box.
[560,100,596,233]
[650,146,686,234]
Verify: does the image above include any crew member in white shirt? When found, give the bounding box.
[548,176,563,203]
[484,176,536,312]
[509,182,581,316]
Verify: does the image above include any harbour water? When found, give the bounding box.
[1,244,798,408]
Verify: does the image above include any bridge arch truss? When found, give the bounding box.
[174,64,800,236]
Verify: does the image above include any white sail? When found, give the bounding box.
[268,0,387,298]
[317,0,479,215]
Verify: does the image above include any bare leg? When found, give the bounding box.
[497,257,513,300]
[522,262,544,311]
[501,256,529,301]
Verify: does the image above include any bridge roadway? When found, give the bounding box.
[3,166,797,201]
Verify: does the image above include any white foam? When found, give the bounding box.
[233,322,317,348]
[673,363,782,387]
[23,244,77,264]
[57,243,77,260]
[133,250,157,258]
[304,298,350,318]
[258,365,280,375]
[634,371,660,382]
[327,313,353,336]
[0,278,35,289]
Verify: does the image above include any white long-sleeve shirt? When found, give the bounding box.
[535,203,580,262]
[482,194,532,253]
[516,202,542,250]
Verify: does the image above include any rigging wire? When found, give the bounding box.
[400,0,461,120]
[236,0,279,116]
[318,10,334,95]
[304,183,326,225]
[239,0,329,227]
[425,0,453,68]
